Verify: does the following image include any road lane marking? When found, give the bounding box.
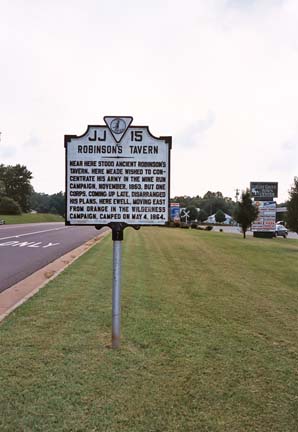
[0,227,67,241]
[0,240,60,248]
[43,242,60,248]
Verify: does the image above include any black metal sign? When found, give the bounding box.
[250,182,278,199]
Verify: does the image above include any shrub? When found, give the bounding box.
[215,209,226,223]
[180,223,189,229]
[0,196,22,215]
[165,221,181,228]
[205,226,213,231]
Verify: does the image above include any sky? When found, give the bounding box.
[1,0,298,203]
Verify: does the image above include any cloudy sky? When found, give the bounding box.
[1,0,297,202]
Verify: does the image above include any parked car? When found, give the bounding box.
[275,224,288,238]
[0,219,5,225]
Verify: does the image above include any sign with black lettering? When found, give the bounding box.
[65,116,171,226]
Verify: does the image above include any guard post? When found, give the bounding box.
[65,116,171,348]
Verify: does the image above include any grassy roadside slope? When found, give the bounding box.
[0,228,297,431]
[0,213,64,224]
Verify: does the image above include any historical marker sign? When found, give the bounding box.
[65,116,171,226]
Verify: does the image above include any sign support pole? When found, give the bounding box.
[108,223,140,349]
[111,224,124,349]
[112,240,122,349]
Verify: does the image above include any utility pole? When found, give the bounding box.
[235,188,240,202]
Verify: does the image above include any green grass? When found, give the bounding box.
[0,213,64,224]
[0,228,298,431]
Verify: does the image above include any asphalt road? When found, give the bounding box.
[0,223,109,293]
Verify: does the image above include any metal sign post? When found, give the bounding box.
[65,116,171,348]
[112,238,122,348]
[109,224,140,348]
[111,225,123,348]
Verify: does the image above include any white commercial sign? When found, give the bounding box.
[252,201,276,232]
[65,116,171,226]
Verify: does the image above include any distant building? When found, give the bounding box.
[207,213,234,225]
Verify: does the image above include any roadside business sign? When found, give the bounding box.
[250,182,278,199]
[170,202,180,222]
[65,116,171,227]
[252,201,276,232]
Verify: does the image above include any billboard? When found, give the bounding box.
[250,182,278,199]
[251,201,276,232]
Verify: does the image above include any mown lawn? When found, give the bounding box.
[0,228,297,431]
[0,213,64,224]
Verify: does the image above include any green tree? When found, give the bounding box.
[0,196,22,215]
[286,177,298,233]
[30,191,51,213]
[180,206,198,223]
[171,192,236,219]
[200,192,235,217]
[215,209,226,223]
[188,206,199,222]
[0,164,33,212]
[49,192,65,217]
[203,191,223,199]
[30,191,65,217]
[0,180,6,197]
[233,190,259,238]
[197,209,208,223]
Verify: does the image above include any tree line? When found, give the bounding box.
[171,180,298,237]
[0,164,65,216]
[0,164,33,214]
[171,191,236,223]
[0,164,297,235]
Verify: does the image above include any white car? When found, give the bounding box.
[0,219,5,225]
[275,224,288,238]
